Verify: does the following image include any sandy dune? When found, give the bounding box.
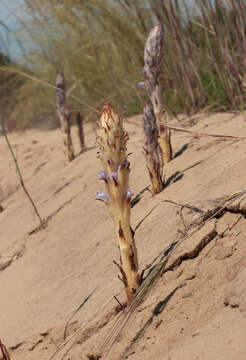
[0,111,246,360]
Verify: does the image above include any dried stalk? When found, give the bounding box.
[101,187,246,357]
[96,102,140,303]
[0,121,43,227]
[168,125,246,139]
[143,101,164,194]
[144,22,172,164]
[56,73,74,163]
[76,112,86,152]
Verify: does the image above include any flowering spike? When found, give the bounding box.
[96,102,140,303]
[143,101,163,194]
[144,23,172,164]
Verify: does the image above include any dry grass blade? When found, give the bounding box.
[168,125,246,140]
[1,0,246,129]
[48,295,116,360]
[101,260,166,357]
[63,288,97,341]
[100,185,246,357]
[0,66,100,113]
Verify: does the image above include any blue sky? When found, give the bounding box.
[0,0,196,60]
[0,0,27,59]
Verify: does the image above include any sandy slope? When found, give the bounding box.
[0,111,246,360]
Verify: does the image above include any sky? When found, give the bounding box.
[0,0,196,60]
[0,0,27,59]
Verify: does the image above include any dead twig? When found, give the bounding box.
[134,199,203,234]
[124,122,246,143]
[113,296,125,311]
[0,121,44,227]
[168,125,246,140]
[157,199,203,213]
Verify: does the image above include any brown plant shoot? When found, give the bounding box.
[76,112,86,152]
[96,102,140,303]
[144,22,172,164]
[143,101,164,194]
[56,73,74,163]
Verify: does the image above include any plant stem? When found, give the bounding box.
[56,73,74,163]
[76,112,86,152]
[144,22,173,164]
[142,101,164,194]
[1,122,43,227]
[97,102,140,303]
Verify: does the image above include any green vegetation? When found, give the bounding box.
[0,0,245,129]
[0,52,26,130]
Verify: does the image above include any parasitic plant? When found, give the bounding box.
[144,23,172,164]
[143,101,164,194]
[96,102,140,303]
[76,112,87,152]
[56,73,74,163]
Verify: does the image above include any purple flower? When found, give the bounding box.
[126,189,134,200]
[111,172,118,180]
[97,170,108,180]
[141,69,148,76]
[96,192,110,202]
[138,81,145,88]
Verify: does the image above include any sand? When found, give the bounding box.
[0,111,246,360]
